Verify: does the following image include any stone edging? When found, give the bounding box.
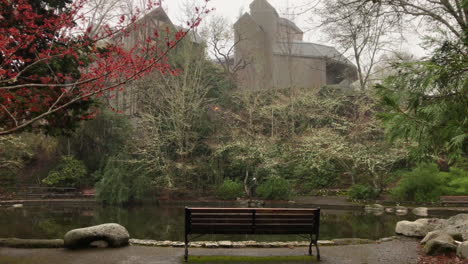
[129,237,399,248]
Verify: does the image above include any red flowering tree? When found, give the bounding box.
[0,0,210,135]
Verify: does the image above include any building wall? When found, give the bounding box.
[272,55,326,90]
[234,14,274,90]
[277,25,303,42]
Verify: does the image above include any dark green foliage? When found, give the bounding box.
[377,41,467,165]
[348,184,379,200]
[42,156,87,187]
[95,156,153,205]
[391,163,468,202]
[62,109,132,175]
[215,179,244,200]
[256,176,293,200]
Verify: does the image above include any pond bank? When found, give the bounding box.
[0,237,419,264]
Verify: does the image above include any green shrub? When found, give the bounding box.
[257,176,293,200]
[216,179,244,200]
[446,167,468,195]
[96,156,153,205]
[391,163,449,202]
[348,184,379,200]
[42,156,87,187]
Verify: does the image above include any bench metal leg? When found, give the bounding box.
[308,239,313,256]
[184,236,189,262]
[315,241,321,261]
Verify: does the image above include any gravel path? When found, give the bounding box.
[0,238,419,264]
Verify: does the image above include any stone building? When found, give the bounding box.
[109,7,203,115]
[234,0,357,91]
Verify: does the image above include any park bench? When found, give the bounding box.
[440,196,468,206]
[184,207,321,262]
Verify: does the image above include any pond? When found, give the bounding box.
[0,204,451,241]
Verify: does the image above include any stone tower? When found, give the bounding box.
[249,0,278,42]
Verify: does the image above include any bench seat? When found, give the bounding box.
[184,207,321,262]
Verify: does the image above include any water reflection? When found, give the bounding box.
[0,205,423,241]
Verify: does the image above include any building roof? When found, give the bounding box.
[278,18,303,33]
[250,0,279,17]
[143,7,173,25]
[274,42,353,65]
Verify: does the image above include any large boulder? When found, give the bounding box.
[421,230,463,244]
[64,223,130,249]
[443,214,468,241]
[423,234,457,255]
[395,218,447,237]
[457,241,468,259]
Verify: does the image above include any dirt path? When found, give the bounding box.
[0,239,419,264]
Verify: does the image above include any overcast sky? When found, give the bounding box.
[162,0,428,58]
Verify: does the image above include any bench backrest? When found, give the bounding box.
[185,207,320,235]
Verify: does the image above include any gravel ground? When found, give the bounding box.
[0,238,420,264]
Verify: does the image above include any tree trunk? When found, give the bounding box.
[244,169,251,198]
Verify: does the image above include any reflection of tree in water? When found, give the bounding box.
[0,206,420,240]
[92,206,185,240]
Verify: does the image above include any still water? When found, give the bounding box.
[0,204,434,241]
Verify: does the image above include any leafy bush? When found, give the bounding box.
[63,109,132,174]
[391,163,468,202]
[215,179,244,200]
[446,167,468,195]
[348,184,379,200]
[96,156,153,205]
[257,176,293,200]
[42,156,87,187]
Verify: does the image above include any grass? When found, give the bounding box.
[186,255,317,263]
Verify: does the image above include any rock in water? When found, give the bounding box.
[395,206,408,215]
[457,241,468,259]
[64,223,130,249]
[412,207,428,217]
[395,218,447,237]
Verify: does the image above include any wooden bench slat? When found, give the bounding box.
[184,207,321,262]
[191,219,314,224]
[189,208,317,214]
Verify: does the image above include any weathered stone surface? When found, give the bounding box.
[378,236,397,243]
[395,206,409,216]
[412,207,428,217]
[396,219,447,237]
[443,214,468,241]
[171,242,185,247]
[318,240,335,246]
[385,207,395,214]
[11,204,23,208]
[64,223,130,249]
[457,241,468,259]
[421,230,463,245]
[423,235,457,256]
[203,242,218,248]
[218,241,233,248]
[331,238,375,245]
